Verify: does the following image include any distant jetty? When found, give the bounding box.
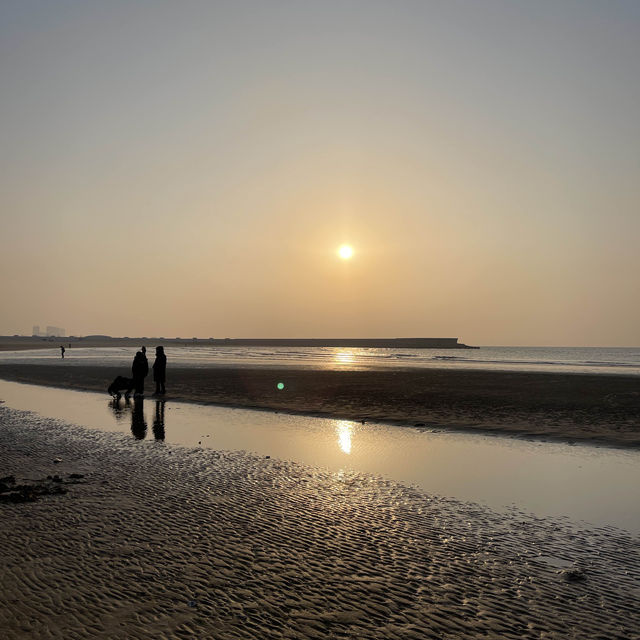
[1,336,477,350]
[204,338,477,349]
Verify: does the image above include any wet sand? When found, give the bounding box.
[1,363,639,447]
[1,404,638,639]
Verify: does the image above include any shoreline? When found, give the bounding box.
[1,363,639,448]
[1,404,639,638]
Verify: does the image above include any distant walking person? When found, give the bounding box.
[60,345,65,359]
[153,346,167,395]
[132,346,149,397]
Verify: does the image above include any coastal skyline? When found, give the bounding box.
[1,1,639,346]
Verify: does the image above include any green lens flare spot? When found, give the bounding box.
[277,382,285,390]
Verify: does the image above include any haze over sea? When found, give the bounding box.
[2,345,639,376]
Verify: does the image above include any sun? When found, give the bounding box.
[338,244,354,260]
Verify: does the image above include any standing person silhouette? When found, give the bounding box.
[60,345,65,359]
[132,346,149,397]
[152,346,167,395]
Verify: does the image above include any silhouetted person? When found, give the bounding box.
[60,345,65,359]
[131,397,147,440]
[152,346,167,395]
[153,400,166,441]
[132,347,148,397]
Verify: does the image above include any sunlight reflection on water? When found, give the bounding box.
[1,379,639,532]
[333,349,356,367]
[336,420,353,454]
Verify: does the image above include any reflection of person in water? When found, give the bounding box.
[131,397,147,440]
[152,346,167,395]
[108,397,129,422]
[132,347,149,397]
[153,401,166,441]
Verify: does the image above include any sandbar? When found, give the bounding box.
[0,363,639,447]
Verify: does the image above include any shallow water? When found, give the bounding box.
[1,379,639,532]
[2,344,640,375]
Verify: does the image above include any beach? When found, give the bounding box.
[2,355,639,638]
[1,363,639,447]
[2,404,639,639]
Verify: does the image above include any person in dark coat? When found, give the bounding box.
[132,347,149,396]
[152,346,167,395]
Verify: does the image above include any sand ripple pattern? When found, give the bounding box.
[0,405,638,639]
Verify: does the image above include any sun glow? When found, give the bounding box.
[338,244,353,260]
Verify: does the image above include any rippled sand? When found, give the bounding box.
[1,405,638,639]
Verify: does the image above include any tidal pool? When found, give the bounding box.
[1,379,638,532]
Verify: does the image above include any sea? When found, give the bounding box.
[1,345,639,376]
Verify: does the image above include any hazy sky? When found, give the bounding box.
[1,1,638,345]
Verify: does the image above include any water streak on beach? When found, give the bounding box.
[1,380,639,532]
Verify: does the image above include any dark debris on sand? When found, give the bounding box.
[0,473,84,504]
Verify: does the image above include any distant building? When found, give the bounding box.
[45,326,66,337]
[32,324,66,337]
